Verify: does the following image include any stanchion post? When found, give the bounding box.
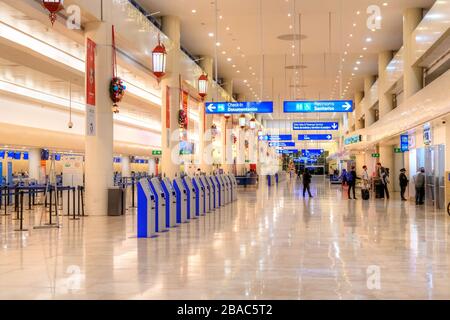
[131,177,136,208]
[15,191,28,232]
[70,187,80,221]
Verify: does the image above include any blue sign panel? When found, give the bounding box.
[302,149,324,157]
[269,142,296,148]
[400,134,409,152]
[284,100,353,113]
[298,134,333,141]
[205,101,273,114]
[259,134,293,141]
[293,122,339,131]
[276,149,299,155]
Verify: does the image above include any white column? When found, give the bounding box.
[161,16,181,179]
[354,91,364,130]
[403,8,423,99]
[199,56,214,173]
[84,11,114,216]
[364,76,376,127]
[121,156,131,177]
[28,148,41,181]
[148,158,156,176]
[378,50,394,118]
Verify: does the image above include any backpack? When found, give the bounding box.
[346,171,354,183]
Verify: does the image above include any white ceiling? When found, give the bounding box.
[138,0,436,120]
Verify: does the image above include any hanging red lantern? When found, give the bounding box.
[198,74,208,100]
[224,113,231,120]
[42,0,64,26]
[152,34,167,83]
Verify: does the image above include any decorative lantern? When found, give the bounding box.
[224,114,231,120]
[239,114,246,129]
[110,77,126,114]
[152,34,167,82]
[249,117,256,130]
[198,74,208,100]
[42,0,64,26]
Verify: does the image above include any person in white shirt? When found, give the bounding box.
[362,165,370,190]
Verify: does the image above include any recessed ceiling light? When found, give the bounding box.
[216,42,221,46]
[222,51,226,54]
[208,32,214,37]
[191,9,197,13]
[227,57,232,62]
[366,37,372,42]
[226,26,230,31]
[363,47,367,51]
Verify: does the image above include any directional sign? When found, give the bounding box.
[302,149,324,157]
[293,122,339,131]
[269,142,296,148]
[298,134,333,141]
[276,149,299,155]
[205,101,273,114]
[344,135,362,145]
[400,134,409,152]
[284,100,353,113]
[259,134,293,141]
[372,153,380,158]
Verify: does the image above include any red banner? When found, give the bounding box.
[86,38,96,107]
[166,86,170,129]
[182,90,188,129]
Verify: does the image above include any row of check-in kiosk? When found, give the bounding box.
[137,174,237,238]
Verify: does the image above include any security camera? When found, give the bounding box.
[68,121,73,129]
[442,120,446,125]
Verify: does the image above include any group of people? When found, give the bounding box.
[337,163,426,205]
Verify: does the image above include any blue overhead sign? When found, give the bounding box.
[302,149,325,157]
[205,101,273,114]
[276,149,299,155]
[293,122,339,131]
[400,134,409,152]
[269,142,296,148]
[284,100,353,113]
[259,134,293,141]
[298,134,333,141]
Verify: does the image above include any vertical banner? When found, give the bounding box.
[86,38,96,137]
[182,90,189,129]
[165,86,170,129]
[86,38,96,107]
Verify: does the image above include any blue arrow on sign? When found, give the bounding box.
[269,142,296,148]
[284,100,353,113]
[298,134,333,141]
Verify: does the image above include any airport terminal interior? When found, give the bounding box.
[0,0,450,300]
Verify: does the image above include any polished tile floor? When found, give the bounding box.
[1,177,450,300]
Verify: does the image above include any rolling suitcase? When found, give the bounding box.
[375,183,385,199]
[361,188,370,200]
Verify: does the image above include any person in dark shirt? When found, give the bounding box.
[399,168,409,201]
[347,166,358,200]
[302,169,313,198]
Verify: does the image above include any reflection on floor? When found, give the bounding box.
[0,177,449,299]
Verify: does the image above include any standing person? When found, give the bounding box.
[347,166,358,200]
[382,168,390,199]
[414,168,426,205]
[302,169,313,198]
[362,165,370,189]
[399,168,409,201]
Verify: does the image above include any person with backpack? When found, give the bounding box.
[347,166,358,200]
[399,168,409,201]
[302,169,313,198]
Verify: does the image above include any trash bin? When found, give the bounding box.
[108,187,126,216]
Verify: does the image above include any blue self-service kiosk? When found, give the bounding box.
[200,176,211,213]
[137,178,157,238]
[173,177,188,223]
[207,175,218,210]
[228,174,238,202]
[183,176,197,219]
[192,176,205,216]
[223,175,232,204]
[161,177,178,228]
[214,175,225,206]
[149,178,168,233]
